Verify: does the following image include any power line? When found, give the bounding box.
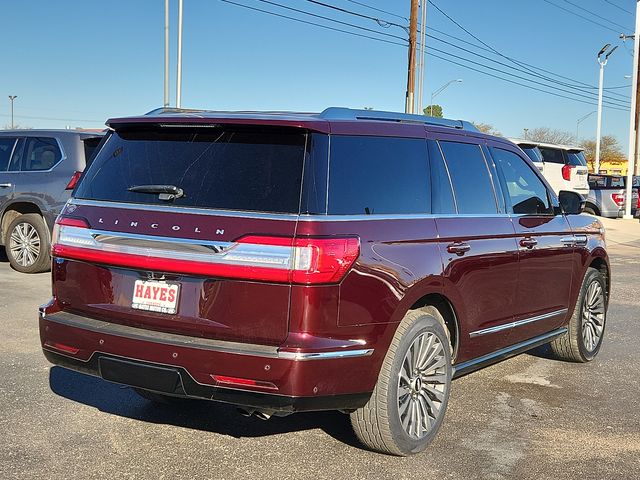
[343,0,408,22]
[253,0,407,42]
[427,50,629,112]
[541,0,624,34]
[561,0,632,31]
[219,0,407,46]
[304,0,408,33]
[426,34,630,107]
[601,0,633,15]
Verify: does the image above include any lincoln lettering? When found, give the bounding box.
[96,218,224,235]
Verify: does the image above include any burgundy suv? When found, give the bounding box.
[39,108,609,456]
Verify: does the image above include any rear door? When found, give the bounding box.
[54,126,309,345]
[490,146,575,343]
[432,137,519,361]
[0,137,19,218]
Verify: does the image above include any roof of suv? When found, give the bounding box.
[509,138,583,152]
[106,107,499,140]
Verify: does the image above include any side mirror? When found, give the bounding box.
[558,190,585,215]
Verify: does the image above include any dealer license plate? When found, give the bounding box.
[132,280,180,314]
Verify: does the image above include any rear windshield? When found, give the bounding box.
[74,128,307,213]
[566,150,587,166]
[588,174,625,189]
[520,145,543,163]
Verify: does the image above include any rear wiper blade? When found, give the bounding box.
[128,184,185,201]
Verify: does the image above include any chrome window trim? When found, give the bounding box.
[2,136,67,173]
[469,308,568,338]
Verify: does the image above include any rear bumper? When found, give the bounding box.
[39,309,374,413]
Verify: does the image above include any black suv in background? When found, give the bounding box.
[0,130,103,273]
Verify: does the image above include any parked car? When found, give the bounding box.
[0,130,104,273]
[511,140,590,198]
[586,174,639,218]
[40,108,609,456]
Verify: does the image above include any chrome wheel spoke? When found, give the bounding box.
[581,279,606,352]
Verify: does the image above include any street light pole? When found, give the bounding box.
[176,0,184,108]
[576,111,596,143]
[164,0,170,107]
[429,79,462,116]
[624,0,640,219]
[595,43,618,174]
[8,96,17,129]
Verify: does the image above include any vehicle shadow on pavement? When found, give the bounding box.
[0,246,7,263]
[48,366,363,448]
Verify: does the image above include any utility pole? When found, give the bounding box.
[595,44,618,174]
[8,96,17,129]
[416,0,427,114]
[624,0,640,219]
[405,0,419,114]
[176,0,184,108]
[164,0,170,107]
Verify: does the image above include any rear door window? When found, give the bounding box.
[492,148,553,215]
[0,138,17,171]
[21,137,63,171]
[566,150,587,167]
[439,141,498,214]
[75,127,307,214]
[538,147,565,165]
[328,136,430,215]
[427,140,455,214]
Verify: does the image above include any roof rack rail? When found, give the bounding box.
[319,107,478,131]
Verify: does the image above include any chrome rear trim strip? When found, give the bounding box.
[469,309,568,338]
[41,311,373,361]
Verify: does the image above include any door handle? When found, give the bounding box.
[519,237,538,249]
[561,235,587,247]
[447,242,471,256]
[0,183,12,188]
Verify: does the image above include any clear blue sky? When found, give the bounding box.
[0,0,635,149]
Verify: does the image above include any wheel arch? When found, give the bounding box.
[589,255,610,305]
[1,202,44,245]
[584,201,600,216]
[408,293,460,361]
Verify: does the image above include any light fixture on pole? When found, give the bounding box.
[595,43,618,174]
[576,111,596,142]
[8,96,17,129]
[429,79,462,116]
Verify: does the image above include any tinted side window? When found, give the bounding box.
[0,138,17,171]
[538,147,564,164]
[328,136,429,215]
[566,150,587,167]
[492,148,553,215]
[21,137,63,171]
[82,137,103,166]
[427,140,455,214]
[439,141,497,214]
[8,138,24,171]
[521,146,543,163]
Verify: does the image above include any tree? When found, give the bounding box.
[580,135,626,172]
[473,122,502,136]
[2,123,30,130]
[523,127,575,145]
[423,105,443,118]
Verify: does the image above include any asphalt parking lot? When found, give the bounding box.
[1,218,639,480]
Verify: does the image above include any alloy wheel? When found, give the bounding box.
[397,332,448,440]
[582,281,605,352]
[9,222,41,268]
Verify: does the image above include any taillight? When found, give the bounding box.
[51,218,360,285]
[611,193,625,207]
[65,171,83,190]
[562,164,574,181]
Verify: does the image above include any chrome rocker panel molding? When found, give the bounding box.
[453,327,568,378]
[469,309,568,338]
[40,310,374,361]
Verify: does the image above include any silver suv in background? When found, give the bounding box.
[511,140,590,198]
[0,130,104,273]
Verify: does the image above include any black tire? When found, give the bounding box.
[133,388,192,405]
[550,267,607,362]
[583,206,598,216]
[5,213,51,274]
[350,309,452,456]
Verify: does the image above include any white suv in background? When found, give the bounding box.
[511,140,590,197]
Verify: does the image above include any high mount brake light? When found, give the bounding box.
[51,217,360,285]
